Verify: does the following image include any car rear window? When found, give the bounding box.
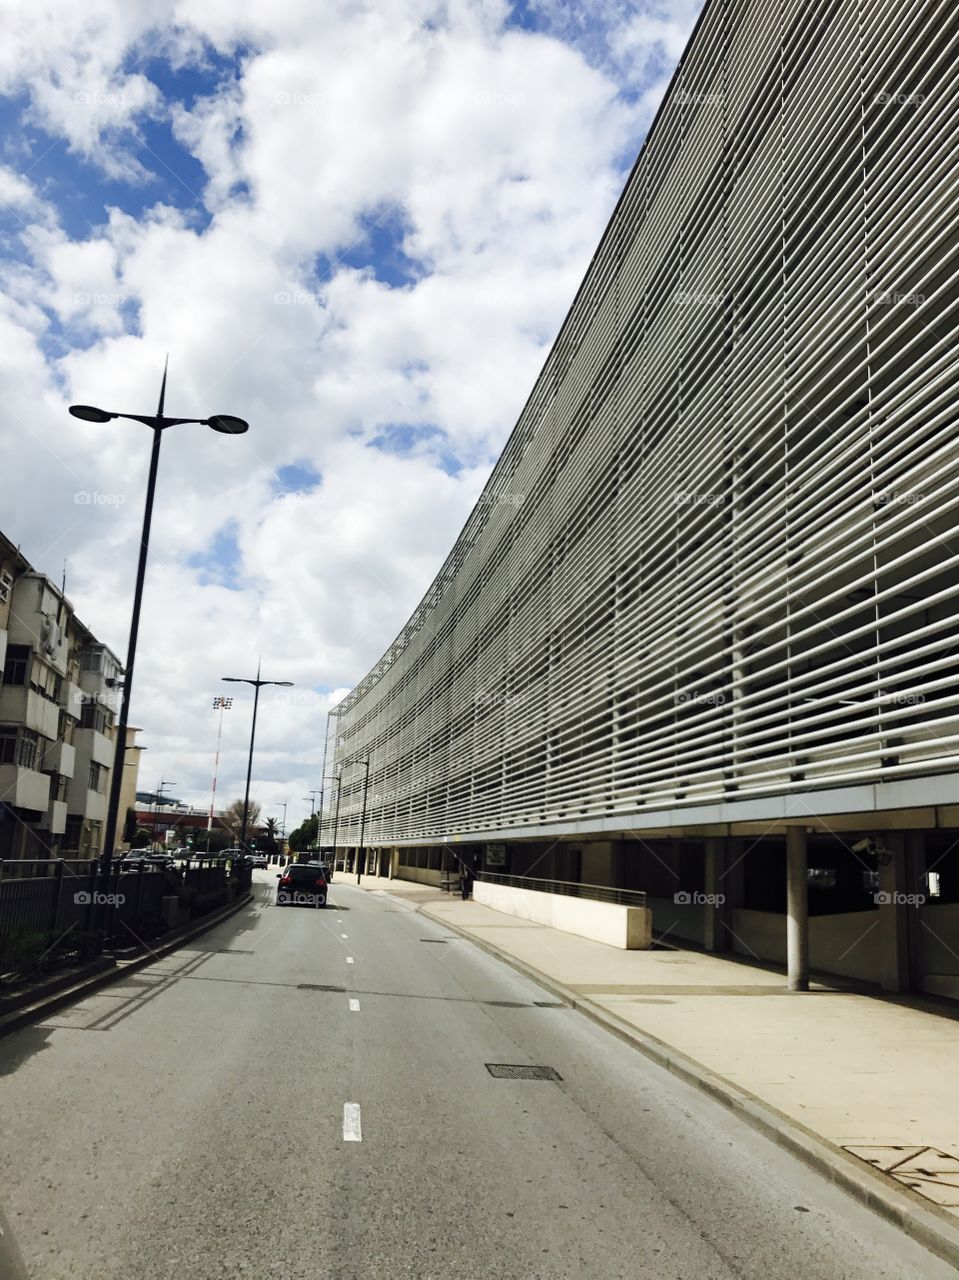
[288,865,324,881]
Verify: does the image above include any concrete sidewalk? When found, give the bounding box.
[354,874,959,1234]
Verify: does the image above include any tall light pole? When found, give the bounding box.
[356,757,371,885]
[316,708,333,849]
[69,364,248,868]
[330,769,343,870]
[221,662,293,853]
[152,779,176,850]
[207,696,233,851]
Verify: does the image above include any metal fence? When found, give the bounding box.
[0,853,243,980]
[476,872,646,908]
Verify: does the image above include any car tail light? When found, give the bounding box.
[315,878,326,889]
[280,876,291,886]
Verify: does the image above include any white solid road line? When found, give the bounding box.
[349,998,360,1012]
[346,956,354,964]
[341,933,348,938]
[343,1103,362,1142]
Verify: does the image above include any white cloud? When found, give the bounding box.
[0,0,703,831]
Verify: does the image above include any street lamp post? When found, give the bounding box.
[221,662,293,854]
[330,769,342,871]
[69,364,248,869]
[152,779,176,851]
[356,758,371,885]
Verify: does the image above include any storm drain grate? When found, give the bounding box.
[534,1001,565,1008]
[218,949,255,955]
[297,983,347,992]
[486,1063,562,1081]
[486,1000,525,1008]
[420,938,448,944]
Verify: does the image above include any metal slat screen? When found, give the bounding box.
[332,0,959,847]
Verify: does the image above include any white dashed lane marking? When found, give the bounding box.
[346,956,354,964]
[349,998,360,1012]
[343,1103,362,1142]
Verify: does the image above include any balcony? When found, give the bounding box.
[45,799,67,835]
[0,626,7,671]
[61,680,83,720]
[0,685,59,739]
[43,739,75,778]
[0,764,50,813]
[72,726,113,768]
[66,776,107,822]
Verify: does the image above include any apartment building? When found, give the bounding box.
[332,0,959,998]
[0,530,129,859]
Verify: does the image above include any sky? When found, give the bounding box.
[0,0,702,837]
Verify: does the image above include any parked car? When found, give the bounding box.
[276,862,328,908]
[250,853,268,869]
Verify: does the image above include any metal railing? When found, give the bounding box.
[476,872,646,908]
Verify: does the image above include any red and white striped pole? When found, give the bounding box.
[207,696,233,847]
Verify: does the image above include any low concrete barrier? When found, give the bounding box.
[474,880,652,949]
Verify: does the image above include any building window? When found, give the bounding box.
[0,727,16,764]
[80,648,102,673]
[62,816,82,851]
[80,702,109,734]
[88,761,106,793]
[0,569,12,604]
[2,644,29,686]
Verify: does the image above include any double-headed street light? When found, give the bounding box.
[70,364,249,868]
[221,662,293,854]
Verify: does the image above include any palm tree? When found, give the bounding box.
[222,798,261,841]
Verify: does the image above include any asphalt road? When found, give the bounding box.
[0,871,953,1280]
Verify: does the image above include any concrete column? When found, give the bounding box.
[786,826,809,991]
[877,832,912,993]
[704,838,730,952]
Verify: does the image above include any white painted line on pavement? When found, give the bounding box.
[343,1103,362,1142]
[349,998,360,1011]
[341,933,348,938]
[346,956,354,964]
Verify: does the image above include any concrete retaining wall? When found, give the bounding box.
[394,866,444,887]
[473,880,652,949]
[732,908,883,982]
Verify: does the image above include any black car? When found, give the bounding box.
[276,862,328,908]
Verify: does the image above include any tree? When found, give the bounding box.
[221,799,261,841]
[288,814,318,853]
[258,816,281,855]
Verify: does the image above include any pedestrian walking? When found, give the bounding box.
[460,864,472,900]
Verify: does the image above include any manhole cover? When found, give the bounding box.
[297,983,347,992]
[485,1063,562,1081]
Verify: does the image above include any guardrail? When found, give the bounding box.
[476,872,646,908]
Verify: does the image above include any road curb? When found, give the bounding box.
[403,895,959,1271]
[0,892,255,1041]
